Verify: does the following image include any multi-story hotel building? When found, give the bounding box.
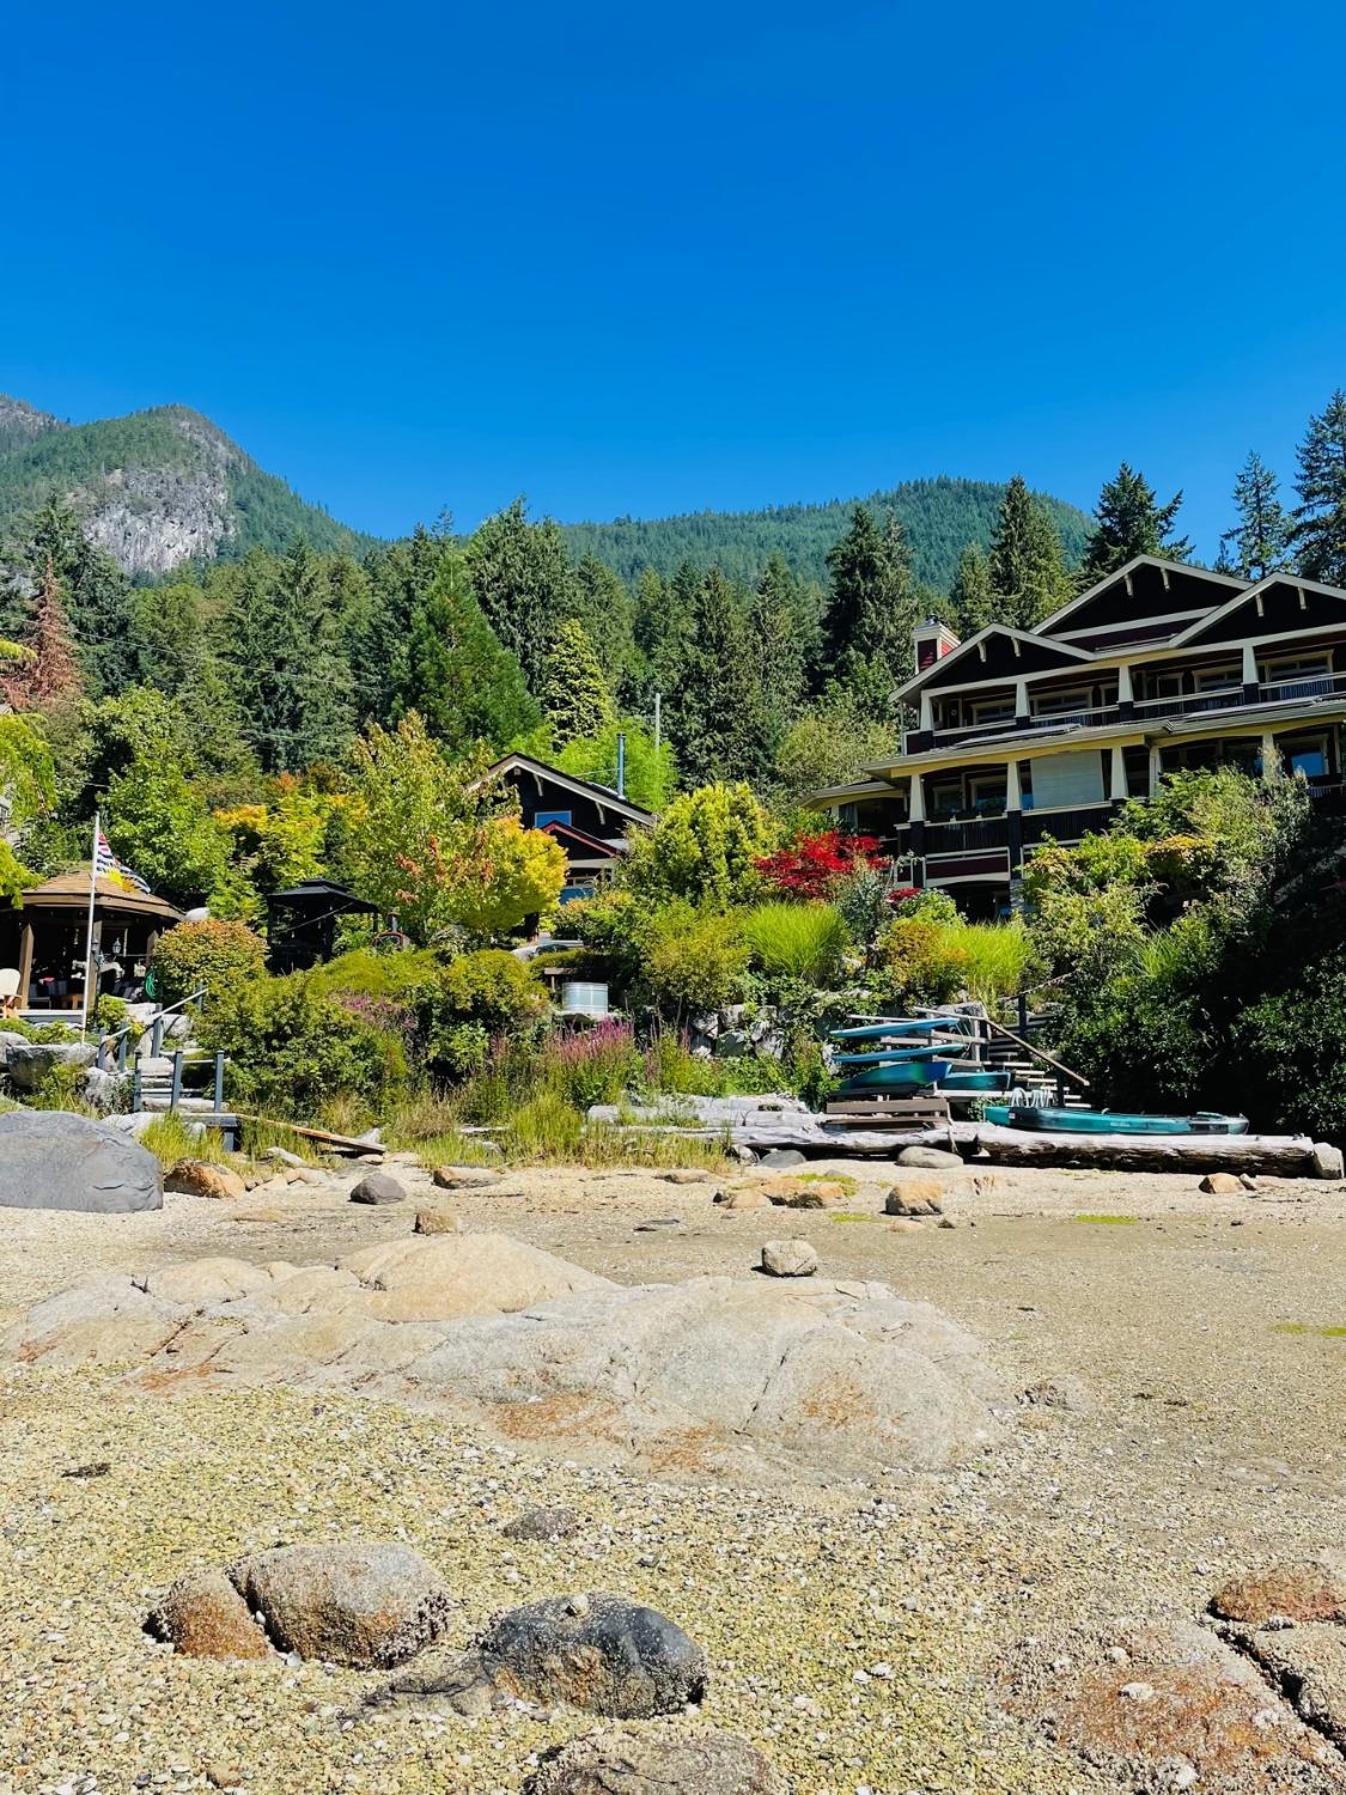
[808,555,1346,915]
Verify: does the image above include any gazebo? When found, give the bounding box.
[264,878,378,974]
[0,868,182,1015]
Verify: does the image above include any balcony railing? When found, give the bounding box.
[1133,687,1245,718]
[1259,672,1346,703]
[921,815,1011,852]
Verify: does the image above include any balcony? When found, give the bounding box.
[922,814,1012,852]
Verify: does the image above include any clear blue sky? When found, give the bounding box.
[4,0,1344,560]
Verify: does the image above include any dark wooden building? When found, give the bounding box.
[480,753,654,902]
[0,868,181,1014]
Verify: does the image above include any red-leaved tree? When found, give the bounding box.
[755,829,884,901]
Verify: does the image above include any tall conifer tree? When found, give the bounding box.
[672,568,767,787]
[541,618,615,747]
[1080,464,1192,583]
[821,505,917,710]
[1291,392,1346,586]
[988,475,1072,627]
[396,556,540,753]
[1220,452,1289,579]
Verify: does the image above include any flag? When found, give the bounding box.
[95,829,151,895]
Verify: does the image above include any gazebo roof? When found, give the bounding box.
[265,878,378,914]
[12,867,182,924]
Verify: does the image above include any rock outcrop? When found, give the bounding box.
[0,1110,162,1213]
[1,1234,1002,1476]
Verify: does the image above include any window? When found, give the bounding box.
[1033,686,1092,717]
[534,808,572,829]
[1283,735,1330,780]
[1029,750,1105,810]
[967,774,1007,814]
[970,695,1015,725]
[1195,665,1239,691]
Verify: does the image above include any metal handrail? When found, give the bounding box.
[95,987,208,1070]
[981,1012,1090,1089]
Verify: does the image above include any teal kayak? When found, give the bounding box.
[988,1106,1249,1136]
[833,1044,966,1067]
[838,1059,951,1091]
[830,1018,960,1040]
[938,1069,1011,1093]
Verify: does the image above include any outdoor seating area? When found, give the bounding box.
[0,868,181,1016]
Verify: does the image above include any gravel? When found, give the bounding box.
[0,1158,1344,1792]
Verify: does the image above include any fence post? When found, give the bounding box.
[118,1031,128,1072]
[132,1062,142,1111]
[213,1052,224,1113]
[170,1050,183,1111]
[152,1016,163,1058]
[1017,992,1029,1037]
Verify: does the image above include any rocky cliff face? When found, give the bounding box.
[0,396,367,575]
[76,413,243,577]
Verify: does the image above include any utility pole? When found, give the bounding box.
[653,691,662,754]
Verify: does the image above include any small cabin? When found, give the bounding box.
[479,753,654,902]
[0,867,182,1015]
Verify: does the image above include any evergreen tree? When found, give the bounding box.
[1080,464,1192,582]
[988,475,1072,627]
[951,543,994,634]
[6,498,133,697]
[396,556,540,754]
[1291,392,1346,585]
[1220,452,1289,580]
[633,562,697,711]
[465,498,575,692]
[821,505,917,709]
[671,568,768,787]
[0,557,83,712]
[356,524,451,720]
[224,543,353,773]
[540,617,615,747]
[569,553,637,692]
[747,554,812,755]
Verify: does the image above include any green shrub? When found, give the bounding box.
[511,1090,584,1159]
[200,976,406,1120]
[642,903,749,1015]
[878,916,1033,1007]
[140,1114,230,1168]
[541,1020,644,1109]
[626,782,776,907]
[419,949,549,1083]
[742,902,849,983]
[304,946,443,1001]
[151,919,267,1006]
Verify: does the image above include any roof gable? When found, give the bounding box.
[898,624,1092,697]
[481,753,654,824]
[1170,574,1346,646]
[1036,556,1246,640]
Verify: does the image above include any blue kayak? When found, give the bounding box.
[984,1105,1249,1135]
[831,1018,964,1040]
[937,1069,1011,1093]
[833,1044,964,1066]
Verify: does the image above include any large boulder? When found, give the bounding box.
[227,1542,452,1668]
[0,1110,161,1213]
[3,1041,96,1093]
[146,1569,271,1660]
[351,1172,406,1206]
[525,1728,788,1795]
[386,1592,707,1717]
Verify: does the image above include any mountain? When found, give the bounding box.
[561,477,1092,592]
[0,399,370,577]
[0,395,1093,592]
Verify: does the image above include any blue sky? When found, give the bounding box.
[4,0,1344,560]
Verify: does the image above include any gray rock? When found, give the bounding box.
[4,1041,97,1093]
[432,1165,502,1191]
[227,1542,452,1668]
[729,1145,758,1165]
[351,1172,405,1206]
[759,1149,806,1170]
[502,1505,582,1542]
[262,1146,305,1168]
[1313,1142,1344,1180]
[0,1110,161,1213]
[0,1029,32,1066]
[715,1031,750,1058]
[525,1727,788,1795]
[760,1239,818,1278]
[386,1592,707,1717]
[103,1111,204,1144]
[897,1145,964,1170]
[82,1066,130,1114]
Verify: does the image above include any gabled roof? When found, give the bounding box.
[539,817,624,856]
[481,753,655,825]
[1169,572,1346,646]
[1034,555,1247,638]
[896,623,1092,700]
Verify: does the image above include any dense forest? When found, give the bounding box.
[0,387,1344,933]
[560,477,1091,591]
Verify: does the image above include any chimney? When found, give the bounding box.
[912,617,960,673]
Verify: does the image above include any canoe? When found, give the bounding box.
[937,1069,1011,1093]
[837,1059,951,1092]
[830,1019,961,1040]
[994,1107,1249,1136]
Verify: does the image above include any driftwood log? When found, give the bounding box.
[968,1124,1343,1180]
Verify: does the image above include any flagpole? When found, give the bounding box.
[79,810,99,1038]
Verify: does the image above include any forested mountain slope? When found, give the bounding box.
[0,400,369,576]
[561,477,1091,590]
